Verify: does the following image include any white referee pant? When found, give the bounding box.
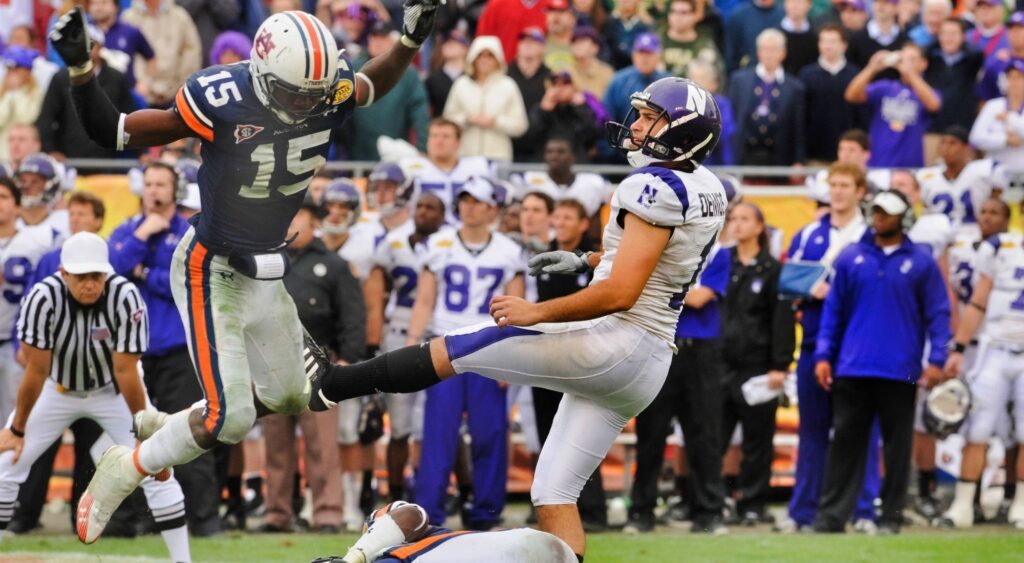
[0,379,186,532]
[0,342,21,429]
[444,316,672,506]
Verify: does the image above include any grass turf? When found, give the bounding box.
[3,528,1023,562]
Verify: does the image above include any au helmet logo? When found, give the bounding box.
[254,29,275,59]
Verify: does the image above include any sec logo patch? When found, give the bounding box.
[333,79,353,105]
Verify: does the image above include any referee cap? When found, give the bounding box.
[61,232,114,274]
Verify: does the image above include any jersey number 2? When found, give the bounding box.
[239,130,332,199]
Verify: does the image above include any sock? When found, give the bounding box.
[347,515,406,561]
[246,475,264,499]
[724,475,738,496]
[1013,481,1024,509]
[1006,480,1017,500]
[918,469,937,499]
[675,475,688,498]
[343,471,362,520]
[137,409,207,474]
[950,480,977,514]
[159,524,191,563]
[576,554,584,563]
[323,344,439,402]
[226,476,242,503]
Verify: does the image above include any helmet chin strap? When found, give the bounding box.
[321,222,350,236]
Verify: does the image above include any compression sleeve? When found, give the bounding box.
[70,75,128,150]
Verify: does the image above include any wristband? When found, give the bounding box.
[9,425,24,438]
[399,35,420,49]
[949,342,967,354]
[68,60,93,78]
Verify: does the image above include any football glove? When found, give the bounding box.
[528,250,590,276]
[400,0,441,48]
[49,7,93,72]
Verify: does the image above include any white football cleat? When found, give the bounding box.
[77,445,157,543]
[132,410,169,441]
[939,504,974,529]
[1009,498,1024,529]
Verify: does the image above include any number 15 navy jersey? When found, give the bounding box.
[173,59,356,255]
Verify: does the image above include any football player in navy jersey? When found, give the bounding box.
[46,3,440,544]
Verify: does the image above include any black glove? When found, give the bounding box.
[400,0,440,48]
[49,7,93,69]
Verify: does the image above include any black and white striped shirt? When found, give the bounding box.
[17,274,149,391]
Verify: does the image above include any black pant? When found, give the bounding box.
[815,377,916,531]
[630,338,726,524]
[10,419,102,532]
[721,366,778,515]
[143,347,221,536]
[532,386,606,525]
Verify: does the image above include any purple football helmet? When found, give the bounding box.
[367,162,414,213]
[174,158,200,201]
[716,173,742,205]
[16,153,64,206]
[606,77,721,168]
[321,178,362,234]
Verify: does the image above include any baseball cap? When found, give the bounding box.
[61,232,114,275]
[1009,11,1024,27]
[551,69,573,83]
[977,0,1003,6]
[458,176,503,206]
[837,0,866,10]
[871,191,909,216]
[2,46,38,69]
[368,21,393,36]
[633,32,661,53]
[943,125,970,144]
[443,29,470,46]
[548,0,571,11]
[519,27,546,43]
[572,26,600,44]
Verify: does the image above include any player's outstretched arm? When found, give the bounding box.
[491,213,670,327]
[355,0,439,107]
[50,8,193,150]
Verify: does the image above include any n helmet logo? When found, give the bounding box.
[685,84,708,116]
[637,184,658,208]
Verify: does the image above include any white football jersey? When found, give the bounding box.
[401,156,493,224]
[16,209,70,241]
[423,230,526,334]
[974,233,1024,345]
[594,165,726,344]
[806,168,892,203]
[948,233,983,308]
[0,225,63,334]
[908,213,955,260]
[372,221,453,328]
[916,159,1006,235]
[339,216,387,281]
[512,171,610,216]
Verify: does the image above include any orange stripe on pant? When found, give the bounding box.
[387,530,473,559]
[187,242,221,434]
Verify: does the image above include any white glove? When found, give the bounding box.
[528,250,590,276]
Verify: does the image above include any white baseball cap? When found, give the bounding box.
[457,176,503,206]
[61,232,114,275]
[871,190,909,216]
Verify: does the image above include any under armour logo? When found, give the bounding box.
[637,184,658,208]
[218,271,235,281]
[254,29,275,59]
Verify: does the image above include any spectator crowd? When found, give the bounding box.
[0,0,1022,544]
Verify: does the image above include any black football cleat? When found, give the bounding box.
[304,328,335,412]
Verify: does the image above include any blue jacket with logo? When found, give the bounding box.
[814,232,951,382]
[109,213,191,356]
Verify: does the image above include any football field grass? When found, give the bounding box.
[3,528,1023,562]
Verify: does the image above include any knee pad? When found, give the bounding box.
[215,403,257,444]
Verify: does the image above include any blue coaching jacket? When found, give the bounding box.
[814,231,951,382]
[109,213,191,356]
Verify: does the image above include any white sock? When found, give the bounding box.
[949,481,977,514]
[138,408,207,474]
[1013,481,1024,508]
[343,471,362,520]
[349,515,405,560]
[160,524,191,563]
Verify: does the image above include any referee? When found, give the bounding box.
[0,233,190,561]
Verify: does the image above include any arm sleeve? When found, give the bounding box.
[173,73,216,142]
[115,284,149,354]
[108,223,148,276]
[814,257,849,364]
[616,168,687,227]
[17,284,54,350]
[492,80,529,137]
[969,101,1008,152]
[334,260,367,363]
[922,256,952,367]
[35,73,64,153]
